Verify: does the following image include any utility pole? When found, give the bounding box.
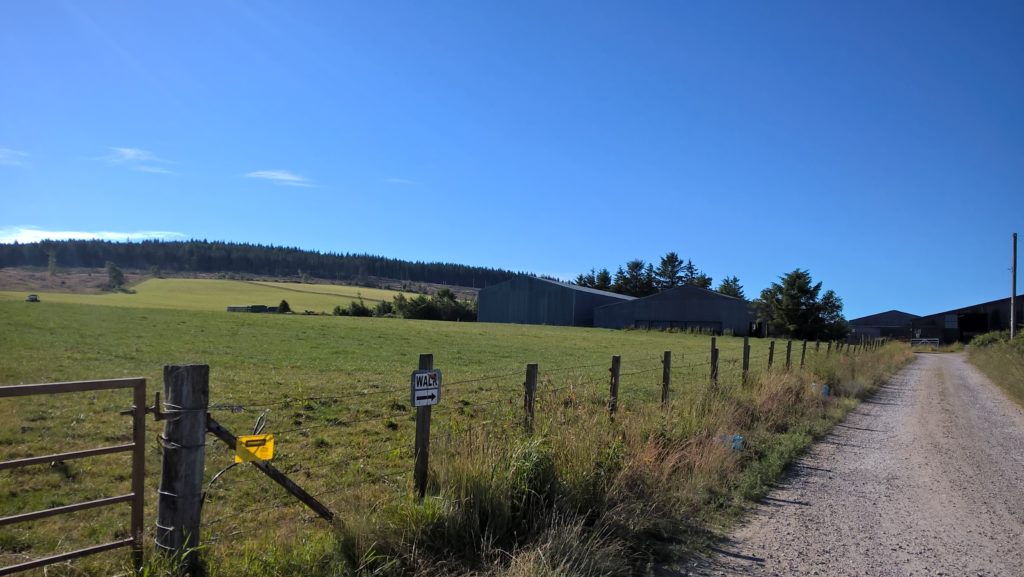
[1013,232,1018,339]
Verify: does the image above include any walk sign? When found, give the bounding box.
[410,369,442,407]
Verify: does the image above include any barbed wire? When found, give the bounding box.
[272,410,411,436]
[618,366,663,378]
[210,387,405,412]
[278,443,406,476]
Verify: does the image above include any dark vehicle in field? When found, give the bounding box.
[25,294,39,302]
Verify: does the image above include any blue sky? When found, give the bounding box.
[1,1,1021,319]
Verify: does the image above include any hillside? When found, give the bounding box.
[0,277,417,313]
[0,239,527,288]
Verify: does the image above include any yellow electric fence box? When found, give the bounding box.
[234,434,274,463]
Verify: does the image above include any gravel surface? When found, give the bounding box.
[671,352,1024,577]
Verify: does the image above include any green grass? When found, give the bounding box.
[0,278,414,313]
[968,335,1024,408]
[0,300,909,576]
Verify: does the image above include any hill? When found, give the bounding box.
[0,278,416,313]
[0,239,527,288]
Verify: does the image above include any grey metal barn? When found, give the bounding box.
[911,296,1023,343]
[593,285,754,335]
[848,310,919,341]
[477,276,635,327]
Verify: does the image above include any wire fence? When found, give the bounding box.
[193,337,873,547]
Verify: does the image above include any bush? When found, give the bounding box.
[391,289,477,321]
[970,330,1010,347]
[333,297,373,317]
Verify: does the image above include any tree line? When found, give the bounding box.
[575,252,744,298]
[0,239,523,288]
[575,253,847,340]
[331,288,476,321]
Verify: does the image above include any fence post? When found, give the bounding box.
[785,340,792,370]
[827,341,832,357]
[414,354,433,502]
[768,340,775,370]
[608,355,621,417]
[524,363,538,433]
[815,340,820,353]
[800,341,807,369]
[131,379,146,572]
[741,336,750,384]
[661,351,671,407]
[710,337,719,386]
[156,365,209,570]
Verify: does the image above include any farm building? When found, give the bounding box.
[848,310,919,341]
[911,296,1022,343]
[593,284,754,335]
[477,276,635,327]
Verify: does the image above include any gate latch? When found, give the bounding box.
[120,392,168,420]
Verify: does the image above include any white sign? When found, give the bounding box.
[410,369,442,407]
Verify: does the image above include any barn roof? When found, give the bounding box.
[529,277,637,300]
[849,309,920,326]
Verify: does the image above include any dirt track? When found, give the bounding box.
[674,352,1024,577]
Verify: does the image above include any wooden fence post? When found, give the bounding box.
[768,340,775,370]
[608,355,621,417]
[156,365,209,569]
[827,341,832,357]
[785,340,792,370]
[414,354,433,502]
[710,337,719,386]
[800,341,807,369]
[741,336,750,384]
[661,351,671,407]
[524,363,537,433]
[815,340,820,353]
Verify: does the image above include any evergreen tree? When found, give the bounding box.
[575,268,597,288]
[105,261,125,290]
[654,252,683,290]
[612,259,656,297]
[594,268,612,291]
[680,259,712,289]
[692,273,713,289]
[716,275,745,298]
[757,269,848,339]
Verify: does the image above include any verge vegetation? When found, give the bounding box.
[967,331,1024,408]
[0,301,910,576]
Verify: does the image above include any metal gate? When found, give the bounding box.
[0,378,146,575]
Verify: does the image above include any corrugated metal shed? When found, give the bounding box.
[477,276,635,327]
[848,310,919,340]
[911,296,1022,343]
[593,285,753,335]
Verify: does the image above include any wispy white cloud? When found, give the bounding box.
[384,177,419,185]
[0,226,187,244]
[245,169,314,187]
[108,147,157,163]
[104,147,175,174]
[0,148,29,167]
[136,165,176,174]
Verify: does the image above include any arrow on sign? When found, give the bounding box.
[416,393,437,402]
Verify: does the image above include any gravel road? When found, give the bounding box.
[672,352,1024,577]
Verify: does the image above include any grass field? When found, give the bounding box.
[968,336,1024,409]
[0,299,909,576]
[0,278,414,314]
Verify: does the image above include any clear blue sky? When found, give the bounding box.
[1,1,1021,319]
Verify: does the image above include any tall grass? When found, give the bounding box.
[227,343,911,577]
[968,332,1024,408]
